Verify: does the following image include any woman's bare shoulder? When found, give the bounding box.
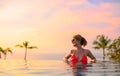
[83,49,91,54]
[70,49,76,53]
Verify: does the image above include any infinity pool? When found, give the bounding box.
[0,60,120,76]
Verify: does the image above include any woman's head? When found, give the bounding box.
[72,34,87,47]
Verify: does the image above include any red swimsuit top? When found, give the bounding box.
[70,49,87,67]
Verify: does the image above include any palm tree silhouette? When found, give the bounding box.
[3,48,12,60]
[15,41,37,60]
[93,35,111,61]
[0,47,12,60]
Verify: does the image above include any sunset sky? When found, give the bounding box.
[0,0,120,60]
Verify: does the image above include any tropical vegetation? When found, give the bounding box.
[107,36,120,62]
[93,35,111,61]
[0,47,12,60]
[15,41,37,60]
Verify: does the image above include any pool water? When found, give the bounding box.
[0,60,120,76]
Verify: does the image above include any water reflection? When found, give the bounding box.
[72,68,85,76]
[64,61,120,76]
[71,64,92,76]
[0,60,120,76]
[24,60,29,70]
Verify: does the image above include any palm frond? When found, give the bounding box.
[0,47,4,53]
[6,48,12,53]
[15,44,23,48]
[28,46,37,49]
[93,46,100,49]
[93,41,102,48]
[23,41,29,47]
[93,35,111,49]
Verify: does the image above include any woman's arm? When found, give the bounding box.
[63,53,71,63]
[63,50,73,63]
[87,49,96,63]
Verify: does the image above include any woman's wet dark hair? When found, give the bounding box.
[73,34,87,46]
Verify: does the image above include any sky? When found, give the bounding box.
[0,0,120,60]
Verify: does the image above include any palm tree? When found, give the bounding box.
[3,48,12,60]
[15,41,37,60]
[107,36,120,62]
[93,35,111,61]
[0,47,12,60]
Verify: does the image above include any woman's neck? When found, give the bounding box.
[76,46,83,52]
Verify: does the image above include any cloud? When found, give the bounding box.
[88,0,103,5]
[103,0,120,3]
[88,0,120,5]
[0,0,119,41]
[0,0,119,59]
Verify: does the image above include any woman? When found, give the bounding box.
[63,34,96,67]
